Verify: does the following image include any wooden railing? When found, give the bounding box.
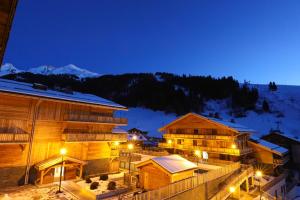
[64,113,127,125]
[134,162,241,200]
[158,143,252,156]
[262,170,288,192]
[62,133,127,142]
[210,165,253,200]
[164,133,235,140]
[0,133,29,143]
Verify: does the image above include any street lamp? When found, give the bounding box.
[128,144,134,174]
[229,186,236,198]
[57,148,67,193]
[194,150,201,166]
[255,170,263,200]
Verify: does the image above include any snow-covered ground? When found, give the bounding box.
[119,84,300,139]
[76,172,126,195]
[0,185,77,200]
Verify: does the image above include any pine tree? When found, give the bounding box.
[262,100,270,112]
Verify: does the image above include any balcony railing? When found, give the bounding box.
[163,133,235,140]
[0,133,29,143]
[64,113,127,125]
[62,133,127,142]
[158,143,252,156]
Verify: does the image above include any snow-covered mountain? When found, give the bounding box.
[0,63,22,76]
[0,63,100,78]
[120,85,300,139]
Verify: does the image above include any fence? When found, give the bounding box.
[210,166,253,200]
[133,162,241,200]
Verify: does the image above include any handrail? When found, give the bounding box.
[62,133,127,142]
[0,133,29,143]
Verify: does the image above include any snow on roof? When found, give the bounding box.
[250,136,288,155]
[0,78,126,109]
[209,117,256,133]
[151,155,197,174]
[112,127,128,134]
[273,132,300,143]
[128,133,148,141]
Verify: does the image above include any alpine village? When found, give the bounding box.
[0,1,300,200]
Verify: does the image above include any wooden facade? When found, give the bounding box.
[136,156,196,190]
[0,84,128,187]
[158,113,252,161]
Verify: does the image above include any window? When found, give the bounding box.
[194,129,199,134]
[212,129,217,135]
[177,139,184,144]
[202,140,207,147]
[193,140,198,146]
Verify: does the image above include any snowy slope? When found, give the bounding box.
[117,108,177,137]
[121,85,300,138]
[1,63,100,78]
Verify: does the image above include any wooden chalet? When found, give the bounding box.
[0,79,128,187]
[158,113,253,162]
[0,0,18,65]
[262,131,300,166]
[248,136,289,174]
[136,155,197,190]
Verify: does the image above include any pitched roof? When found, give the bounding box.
[137,155,197,174]
[209,118,256,133]
[35,156,87,171]
[159,112,254,133]
[249,136,288,155]
[0,78,127,109]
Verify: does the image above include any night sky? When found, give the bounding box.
[4,0,300,85]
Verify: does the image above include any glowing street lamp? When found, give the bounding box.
[255,170,263,200]
[229,186,236,193]
[57,148,67,193]
[114,141,120,146]
[132,135,137,141]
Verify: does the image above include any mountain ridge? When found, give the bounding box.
[0,63,100,78]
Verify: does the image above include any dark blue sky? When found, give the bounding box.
[4,0,300,85]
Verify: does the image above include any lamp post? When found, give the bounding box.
[57,148,67,193]
[255,170,263,200]
[127,143,134,174]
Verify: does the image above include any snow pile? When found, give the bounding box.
[0,63,100,78]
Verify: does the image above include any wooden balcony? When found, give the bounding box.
[163,133,235,140]
[63,113,127,125]
[0,133,29,144]
[62,133,127,142]
[158,143,252,156]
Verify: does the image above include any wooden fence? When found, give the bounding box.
[133,162,241,200]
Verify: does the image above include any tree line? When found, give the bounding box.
[2,72,259,115]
